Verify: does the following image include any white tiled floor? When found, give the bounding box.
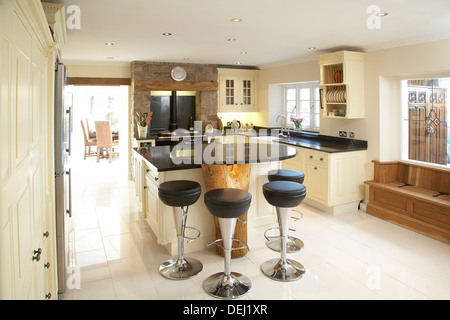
[60,152,450,300]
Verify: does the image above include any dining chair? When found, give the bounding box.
[86,119,96,139]
[95,121,119,163]
[81,120,97,160]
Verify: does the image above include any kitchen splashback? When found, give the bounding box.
[131,61,218,133]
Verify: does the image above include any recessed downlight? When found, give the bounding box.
[308,47,316,50]
[227,38,236,42]
[376,12,388,16]
[241,51,248,54]
[162,32,172,36]
[231,18,242,22]
[105,42,115,46]
[107,57,114,60]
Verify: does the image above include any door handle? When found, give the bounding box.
[66,107,72,156]
[32,248,42,262]
[66,169,72,218]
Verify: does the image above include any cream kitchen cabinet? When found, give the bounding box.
[218,68,258,112]
[318,51,365,119]
[305,160,328,204]
[1,0,60,299]
[283,146,366,213]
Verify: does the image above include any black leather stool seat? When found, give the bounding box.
[263,181,307,208]
[204,188,252,219]
[158,180,202,207]
[268,169,305,184]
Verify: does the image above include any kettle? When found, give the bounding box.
[231,120,241,130]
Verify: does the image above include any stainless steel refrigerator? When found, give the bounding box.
[54,62,72,294]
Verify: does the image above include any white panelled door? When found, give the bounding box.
[0,0,56,300]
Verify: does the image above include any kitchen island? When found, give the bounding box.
[132,139,297,257]
[132,131,368,256]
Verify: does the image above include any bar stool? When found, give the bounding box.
[261,181,307,281]
[203,188,252,299]
[264,169,305,253]
[158,180,203,280]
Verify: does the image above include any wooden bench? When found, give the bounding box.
[365,161,450,245]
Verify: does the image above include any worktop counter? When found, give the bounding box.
[133,142,297,172]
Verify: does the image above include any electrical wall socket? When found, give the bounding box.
[339,131,347,138]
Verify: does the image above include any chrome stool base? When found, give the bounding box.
[203,272,252,299]
[261,258,306,282]
[266,236,304,253]
[159,257,203,280]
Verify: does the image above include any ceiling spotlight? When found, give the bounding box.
[308,47,316,50]
[241,51,248,54]
[376,12,388,16]
[236,62,242,65]
[231,18,242,22]
[227,38,236,42]
[105,42,115,46]
[162,32,172,36]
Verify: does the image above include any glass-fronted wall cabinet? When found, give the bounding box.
[318,51,365,119]
[218,68,258,112]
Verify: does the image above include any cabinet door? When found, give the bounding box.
[219,76,238,110]
[240,76,256,110]
[218,69,258,112]
[145,175,159,232]
[329,152,364,206]
[305,163,328,204]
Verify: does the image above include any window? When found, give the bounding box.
[402,78,450,166]
[284,82,320,132]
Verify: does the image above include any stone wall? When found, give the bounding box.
[131,61,218,132]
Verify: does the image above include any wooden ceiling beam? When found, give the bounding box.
[134,80,218,92]
[67,77,131,86]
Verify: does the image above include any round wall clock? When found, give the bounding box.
[171,66,187,81]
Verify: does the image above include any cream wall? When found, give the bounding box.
[257,39,450,183]
[66,64,131,78]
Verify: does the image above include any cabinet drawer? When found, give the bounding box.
[145,167,159,183]
[304,149,328,166]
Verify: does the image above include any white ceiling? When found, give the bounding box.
[43,0,450,68]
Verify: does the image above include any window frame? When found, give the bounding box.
[401,77,450,168]
[283,82,320,132]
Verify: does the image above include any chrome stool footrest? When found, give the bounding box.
[207,238,250,252]
[264,227,304,253]
[184,226,201,244]
[292,209,303,222]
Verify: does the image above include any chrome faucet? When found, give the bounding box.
[276,114,289,137]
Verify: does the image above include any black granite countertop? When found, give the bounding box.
[134,127,368,154]
[277,135,367,153]
[252,127,368,153]
[133,142,297,172]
